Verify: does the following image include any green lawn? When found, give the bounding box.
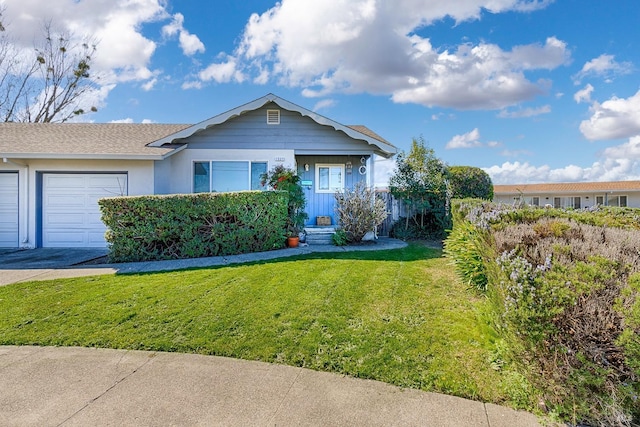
[0,244,514,404]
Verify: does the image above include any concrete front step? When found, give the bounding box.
[304,227,335,245]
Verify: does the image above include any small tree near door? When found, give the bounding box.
[389,136,450,238]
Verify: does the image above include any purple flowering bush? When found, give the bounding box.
[447,199,640,426]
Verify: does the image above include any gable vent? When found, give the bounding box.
[267,109,280,125]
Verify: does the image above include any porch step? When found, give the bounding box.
[304,227,335,245]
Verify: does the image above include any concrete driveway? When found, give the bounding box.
[0,248,108,269]
[0,248,110,286]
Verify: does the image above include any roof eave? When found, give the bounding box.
[0,143,187,161]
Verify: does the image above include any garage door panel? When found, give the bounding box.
[46,194,88,208]
[45,213,86,226]
[45,175,87,189]
[0,173,19,248]
[88,174,127,187]
[43,173,127,248]
[45,231,86,246]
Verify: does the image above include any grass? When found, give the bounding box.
[0,243,516,405]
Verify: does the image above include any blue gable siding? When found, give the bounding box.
[175,101,382,228]
[296,155,368,226]
[184,103,377,154]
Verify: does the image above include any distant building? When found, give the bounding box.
[493,181,640,209]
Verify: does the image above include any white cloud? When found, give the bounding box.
[485,136,640,184]
[574,84,594,104]
[313,99,337,112]
[182,80,203,90]
[573,54,633,83]
[199,57,245,83]
[579,89,640,140]
[109,118,155,124]
[195,0,566,110]
[446,128,484,149]
[498,105,551,118]
[141,78,158,91]
[162,13,205,56]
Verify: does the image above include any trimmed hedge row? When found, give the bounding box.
[99,191,288,262]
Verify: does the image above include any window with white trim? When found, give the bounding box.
[596,195,604,205]
[267,109,280,125]
[193,161,267,193]
[531,197,540,206]
[608,195,627,207]
[315,164,345,193]
[572,197,581,209]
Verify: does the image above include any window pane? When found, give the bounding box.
[620,196,627,207]
[193,162,210,193]
[251,162,268,190]
[329,167,342,190]
[532,197,539,206]
[319,167,329,190]
[596,196,604,205]
[574,197,581,209]
[553,197,561,208]
[211,161,249,192]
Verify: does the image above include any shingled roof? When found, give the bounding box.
[494,181,640,194]
[0,123,190,160]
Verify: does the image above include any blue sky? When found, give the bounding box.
[2,0,640,185]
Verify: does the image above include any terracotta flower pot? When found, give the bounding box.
[287,236,300,248]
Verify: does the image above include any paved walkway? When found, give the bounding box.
[0,346,542,426]
[0,241,544,426]
[1,239,411,286]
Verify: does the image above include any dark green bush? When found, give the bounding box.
[99,191,288,262]
[331,229,349,246]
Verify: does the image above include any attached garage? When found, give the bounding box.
[42,173,128,247]
[0,172,19,248]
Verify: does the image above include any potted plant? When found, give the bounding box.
[261,165,308,248]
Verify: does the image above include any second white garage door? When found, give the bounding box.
[42,173,128,247]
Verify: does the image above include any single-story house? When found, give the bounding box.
[0,94,397,249]
[493,181,640,208]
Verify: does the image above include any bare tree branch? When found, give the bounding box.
[0,11,99,123]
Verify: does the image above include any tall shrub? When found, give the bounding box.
[334,182,387,242]
[448,166,493,200]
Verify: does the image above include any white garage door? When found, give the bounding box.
[0,172,19,248]
[43,173,127,247]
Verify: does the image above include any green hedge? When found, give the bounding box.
[99,191,288,262]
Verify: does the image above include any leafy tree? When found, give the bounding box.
[0,10,98,123]
[389,136,450,237]
[448,166,494,200]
